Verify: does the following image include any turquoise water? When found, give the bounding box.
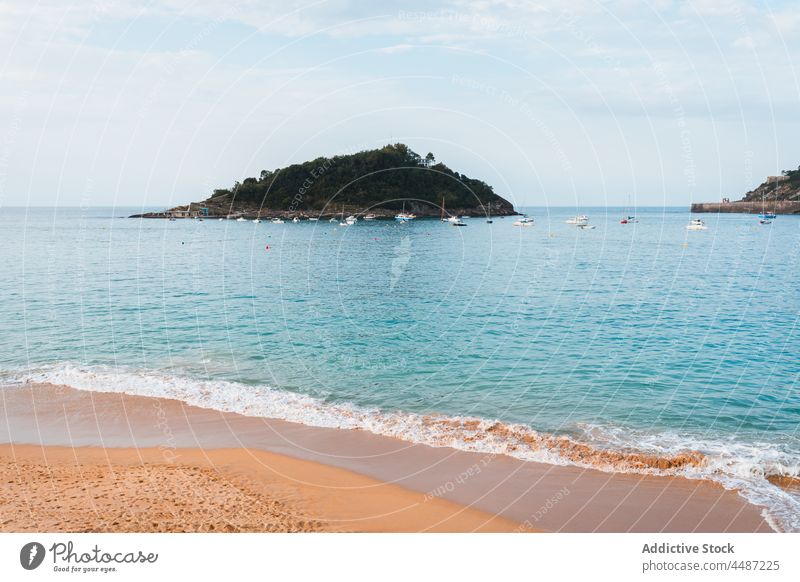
[1,206,798,529]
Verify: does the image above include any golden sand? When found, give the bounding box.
[0,444,528,533]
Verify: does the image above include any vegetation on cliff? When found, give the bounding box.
[740,165,800,202]
[175,144,515,217]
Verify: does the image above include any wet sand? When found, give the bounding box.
[0,383,772,532]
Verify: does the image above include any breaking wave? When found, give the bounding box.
[3,362,799,531]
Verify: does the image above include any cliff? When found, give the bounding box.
[132,144,517,219]
[692,166,800,214]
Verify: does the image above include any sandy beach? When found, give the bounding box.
[0,383,772,533]
[0,444,521,533]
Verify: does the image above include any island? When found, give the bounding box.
[132,144,517,220]
[691,165,800,214]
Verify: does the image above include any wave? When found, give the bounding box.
[3,362,799,531]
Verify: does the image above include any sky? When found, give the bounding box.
[0,0,798,209]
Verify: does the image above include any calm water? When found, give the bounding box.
[1,206,798,529]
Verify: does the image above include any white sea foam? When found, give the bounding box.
[577,424,800,532]
[4,362,799,531]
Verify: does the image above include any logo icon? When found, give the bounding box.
[20,542,46,570]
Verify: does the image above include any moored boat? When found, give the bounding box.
[686,218,707,230]
[395,202,416,222]
[566,214,589,225]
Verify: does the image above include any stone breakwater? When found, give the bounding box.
[691,201,800,214]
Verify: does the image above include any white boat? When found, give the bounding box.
[292,217,300,223]
[308,217,319,221]
[395,202,416,221]
[566,215,589,225]
[446,216,460,223]
[577,223,596,230]
[513,216,534,227]
[686,218,707,230]
[271,218,284,224]
[253,218,261,224]
[451,219,467,226]
[759,189,777,223]
[345,216,357,225]
[328,217,337,223]
[236,217,246,222]
[364,214,376,220]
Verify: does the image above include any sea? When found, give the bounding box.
[1,205,798,530]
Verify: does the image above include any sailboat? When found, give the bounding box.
[758,187,776,223]
[486,202,493,224]
[440,198,459,223]
[394,201,416,222]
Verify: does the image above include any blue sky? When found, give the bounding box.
[0,0,798,208]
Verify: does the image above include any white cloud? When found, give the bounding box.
[682,0,753,18]
[378,44,416,54]
[733,35,755,49]
[768,9,800,35]
[0,0,797,207]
